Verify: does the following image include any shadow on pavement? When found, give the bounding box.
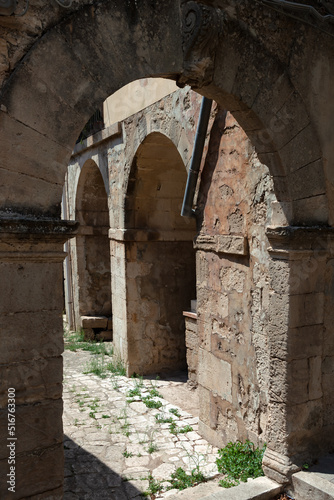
[64,435,145,500]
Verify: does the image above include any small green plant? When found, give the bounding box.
[87,398,100,417]
[167,467,206,490]
[123,451,133,458]
[302,463,310,470]
[216,440,266,488]
[169,408,181,418]
[155,413,173,424]
[180,425,193,434]
[102,414,110,419]
[142,396,162,409]
[106,358,126,376]
[83,357,107,378]
[127,386,142,400]
[145,473,163,496]
[169,422,193,435]
[149,387,163,398]
[147,443,158,454]
[118,408,131,437]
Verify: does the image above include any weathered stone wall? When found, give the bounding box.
[125,240,196,375]
[194,109,276,449]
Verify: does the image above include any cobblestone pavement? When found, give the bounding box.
[63,349,221,499]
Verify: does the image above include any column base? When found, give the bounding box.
[263,448,300,484]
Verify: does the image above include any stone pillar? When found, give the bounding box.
[263,226,334,484]
[109,228,195,376]
[0,217,78,499]
[109,232,128,368]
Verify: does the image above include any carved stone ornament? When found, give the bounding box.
[178,1,223,89]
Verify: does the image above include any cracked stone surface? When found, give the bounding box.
[63,349,221,499]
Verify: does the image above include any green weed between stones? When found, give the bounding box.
[169,422,193,435]
[64,330,113,356]
[216,440,266,488]
[84,354,126,378]
[155,413,173,424]
[144,466,206,496]
[145,473,163,496]
[168,466,206,490]
[123,451,133,458]
[126,379,163,409]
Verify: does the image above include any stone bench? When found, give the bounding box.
[80,316,113,341]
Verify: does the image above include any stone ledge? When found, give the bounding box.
[266,225,334,252]
[194,234,248,256]
[0,217,79,261]
[71,122,122,156]
[292,470,334,500]
[0,216,79,239]
[183,311,197,319]
[163,477,282,499]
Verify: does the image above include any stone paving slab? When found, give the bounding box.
[63,349,221,499]
[309,453,334,484]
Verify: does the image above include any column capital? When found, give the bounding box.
[266,225,334,258]
[0,216,79,262]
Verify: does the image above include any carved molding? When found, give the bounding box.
[262,447,300,484]
[194,233,249,256]
[178,1,224,89]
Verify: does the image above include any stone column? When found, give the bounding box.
[0,217,78,499]
[263,226,334,484]
[109,228,195,376]
[109,230,128,369]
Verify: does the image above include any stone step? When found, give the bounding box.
[291,470,334,500]
[162,477,282,500]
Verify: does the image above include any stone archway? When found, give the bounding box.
[72,159,112,339]
[0,1,333,496]
[110,132,197,376]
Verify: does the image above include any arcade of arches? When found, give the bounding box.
[0,1,334,498]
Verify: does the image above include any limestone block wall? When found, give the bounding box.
[194,109,276,449]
